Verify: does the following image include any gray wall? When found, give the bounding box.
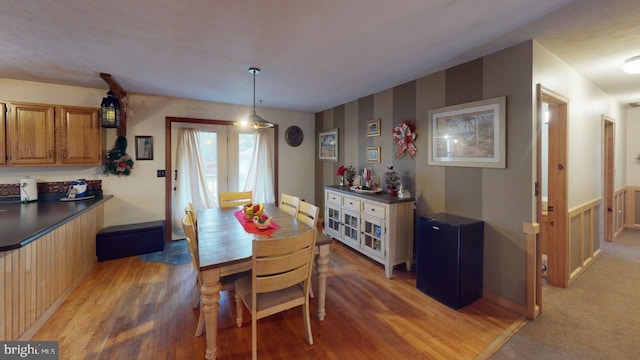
[316,41,535,306]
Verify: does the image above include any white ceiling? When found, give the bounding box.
[1,0,639,113]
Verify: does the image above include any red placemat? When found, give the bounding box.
[234,210,280,237]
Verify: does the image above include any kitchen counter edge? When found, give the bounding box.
[0,195,113,252]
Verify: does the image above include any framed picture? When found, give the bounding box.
[318,128,338,162]
[427,96,506,168]
[135,135,154,160]
[366,146,380,163]
[366,118,381,137]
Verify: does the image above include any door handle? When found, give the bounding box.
[547,206,554,212]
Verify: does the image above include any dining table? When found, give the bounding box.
[197,203,332,360]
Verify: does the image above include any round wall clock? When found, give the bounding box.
[285,126,304,147]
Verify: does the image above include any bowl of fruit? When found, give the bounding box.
[252,214,272,229]
[243,203,264,220]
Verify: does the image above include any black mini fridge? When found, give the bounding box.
[416,213,484,310]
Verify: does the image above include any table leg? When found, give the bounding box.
[315,244,330,321]
[201,268,221,360]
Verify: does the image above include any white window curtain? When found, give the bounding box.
[243,128,275,204]
[172,128,217,233]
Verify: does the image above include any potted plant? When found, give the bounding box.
[384,166,401,196]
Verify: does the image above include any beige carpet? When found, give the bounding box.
[490,229,640,360]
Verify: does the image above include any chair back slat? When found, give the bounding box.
[279,193,301,216]
[296,201,319,229]
[220,191,253,208]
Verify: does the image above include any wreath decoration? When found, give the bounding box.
[393,120,417,159]
[104,136,134,176]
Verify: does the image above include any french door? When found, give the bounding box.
[170,122,254,239]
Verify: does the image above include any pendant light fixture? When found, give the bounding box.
[234,67,274,129]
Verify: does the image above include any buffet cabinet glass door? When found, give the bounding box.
[361,215,384,260]
[341,208,360,248]
[325,203,341,239]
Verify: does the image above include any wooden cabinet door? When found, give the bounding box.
[8,102,56,165]
[0,103,6,165]
[58,106,101,165]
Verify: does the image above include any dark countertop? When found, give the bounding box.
[324,185,414,204]
[0,195,113,252]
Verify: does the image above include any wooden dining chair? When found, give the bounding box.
[234,228,317,359]
[279,192,301,216]
[297,201,320,298]
[219,191,253,208]
[185,202,197,231]
[183,214,241,337]
[182,214,206,336]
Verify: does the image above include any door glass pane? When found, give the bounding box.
[198,131,219,203]
[238,133,255,189]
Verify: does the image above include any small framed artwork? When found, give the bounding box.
[135,136,154,160]
[428,96,506,168]
[366,146,381,163]
[366,118,381,137]
[319,128,338,162]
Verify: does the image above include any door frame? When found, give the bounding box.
[163,116,279,242]
[602,116,615,242]
[536,84,569,288]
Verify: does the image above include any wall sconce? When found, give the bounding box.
[101,90,120,128]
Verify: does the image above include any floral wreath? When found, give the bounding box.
[104,136,134,176]
[393,120,417,159]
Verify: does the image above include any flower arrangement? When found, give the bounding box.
[337,165,357,186]
[104,136,134,176]
[384,166,401,195]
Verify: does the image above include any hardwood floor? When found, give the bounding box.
[33,242,525,359]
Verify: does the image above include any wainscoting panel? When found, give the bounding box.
[614,187,627,238]
[626,186,640,230]
[0,204,103,341]
[568,198,601,284]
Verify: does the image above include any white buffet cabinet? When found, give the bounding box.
[324,185,414,278]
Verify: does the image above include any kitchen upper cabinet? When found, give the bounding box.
[4,102,101,166]
[58,106,101,165]
[0,103,6,165]
[8,102,56,165]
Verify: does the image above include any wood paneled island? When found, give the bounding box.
[0,195,111,341]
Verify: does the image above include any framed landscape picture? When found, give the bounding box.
[319,128,338,162]
[135,135,153,160]
[366,146,380,163]
[366,118,381,137]
[427,96,506,168]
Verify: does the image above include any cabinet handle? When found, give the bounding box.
[49,150,53,158]
[432,226,440,230]
[63,150,68,159]
[370,208,375,212]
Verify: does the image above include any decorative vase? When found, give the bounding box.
[339,176,345,186]
[388,187,397,196]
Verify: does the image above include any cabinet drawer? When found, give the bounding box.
[326,191,342,205]
[362,201,386,220]
[342,196,361,211]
